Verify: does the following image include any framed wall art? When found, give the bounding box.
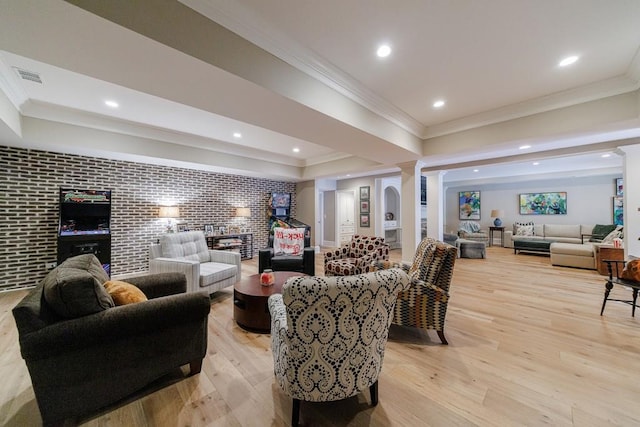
[459,191,481,220]
[613,196,623,225]
[616,178,623,196]
[360,214,370,227]
[360,200,369,213]
[519,192,567,215]
[359,186,370,200]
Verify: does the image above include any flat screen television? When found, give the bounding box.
[59,188,111,236]
[272,192,291,209]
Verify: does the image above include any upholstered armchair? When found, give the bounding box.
[268,269,410,426]
[457,220,489,243]
[150,230,241,295]
[373,237,457,344]
[12,255,211,426]
[259,229,315,276]
[324,235,390,276]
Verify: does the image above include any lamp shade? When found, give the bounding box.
[158,206,180,218]
[490,209,504,218]
[235,207,251,217]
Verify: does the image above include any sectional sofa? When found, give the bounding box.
[504,223,620,270]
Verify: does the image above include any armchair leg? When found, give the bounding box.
[189,358,203,375]
[437,330,448,345]
[369,380,378,406]
[292,398,300,426]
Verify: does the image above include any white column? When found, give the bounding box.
[425,171,446,241]
[618,144,640,257]
[398,161,422,262]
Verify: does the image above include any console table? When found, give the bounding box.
[206,232,253,260]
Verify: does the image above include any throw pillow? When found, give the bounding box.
[104,280,148,305]
[42,256,115,318]
[590,224,617,242]
[272,227,305,255]
[602,226,624,244]
[621,259,640,282]
[515,225,534,236]
[513,222,534,235]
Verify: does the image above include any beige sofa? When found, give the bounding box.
[504,224,597,270]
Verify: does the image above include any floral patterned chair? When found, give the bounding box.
[324,235,389,276]
[373,237,457,344]
[268,269,410,426]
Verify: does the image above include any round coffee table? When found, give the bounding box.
[233,271,305,333]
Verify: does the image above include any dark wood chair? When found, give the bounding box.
[601,259,640,316]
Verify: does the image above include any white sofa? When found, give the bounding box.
[150,230,241,295]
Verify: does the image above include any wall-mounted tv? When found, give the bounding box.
[272,192,291,209]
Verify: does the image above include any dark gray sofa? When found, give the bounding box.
[12,257,211,426]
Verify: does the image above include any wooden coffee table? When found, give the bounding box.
[233,271,305,333]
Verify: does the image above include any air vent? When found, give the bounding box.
[14,67,42,84]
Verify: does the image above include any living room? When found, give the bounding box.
[2,1,640,425]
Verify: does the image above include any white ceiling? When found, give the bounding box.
[1,0,639,182]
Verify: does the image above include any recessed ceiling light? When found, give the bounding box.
[433,100,445,108]
[376,44,391,58]
[346,174,351,177]
[104,100,119,108]
[233,132,242,138]
[292,147,300,153]
[533,162,540,166]
[473,169,479,173]
[519,145,531,150]
[558,55,579,67]
[601,153,611,158]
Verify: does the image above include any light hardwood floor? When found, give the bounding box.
[2,246,640,426]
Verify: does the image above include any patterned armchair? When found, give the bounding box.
[268,269,410,426]
[324,235,390,276]
[373,237,457,344]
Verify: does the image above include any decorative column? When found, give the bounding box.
[425,170,447,241]
[398,161,423,261]
[618,144,640,257]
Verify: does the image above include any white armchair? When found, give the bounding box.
[268,268,410,426]
[149,231,241,295]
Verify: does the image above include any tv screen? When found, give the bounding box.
[272,192,291,209]
[59,189,111,236]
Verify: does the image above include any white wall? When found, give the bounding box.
[445,174,621,233]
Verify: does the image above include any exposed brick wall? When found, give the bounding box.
[0,145,296,291]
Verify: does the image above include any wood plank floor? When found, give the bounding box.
[2,246,640,426]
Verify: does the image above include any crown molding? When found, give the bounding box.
[179,0,426,137]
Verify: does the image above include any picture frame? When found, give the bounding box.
[218,226,226,235]
[519,192,567,215]
[203,224,215,235]
[360,200,369,213]
[613,196,623,225]
[616,178,623,196]
[459,191,481,220]
[360,213,370,227]
[359,186,370,200]
[177,223,189,232]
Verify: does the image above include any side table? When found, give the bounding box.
[489,226,505,247]
[596,246,624,276]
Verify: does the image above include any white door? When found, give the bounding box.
[337,190,356,244]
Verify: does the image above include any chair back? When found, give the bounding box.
[157,231,210,263]
[275,268,409,402]
[408,238,457,293]
[348,235,387,258]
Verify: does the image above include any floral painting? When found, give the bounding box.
[459,191,481,220]
[613,196,623,226]
[519,192,567,215]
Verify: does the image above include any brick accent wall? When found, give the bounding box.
[0,145,296,291]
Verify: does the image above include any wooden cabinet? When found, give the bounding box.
[206,233,253,260]
[596,245,624,276]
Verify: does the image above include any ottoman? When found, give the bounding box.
[550,243,596,270]
[456,239,486,259]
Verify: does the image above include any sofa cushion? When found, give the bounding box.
[160,231,210,263]
[513,221,534,235]
[104,280,148,305]
[515,225,534,236]
[544,224,580,239]
[590,224,617,242]
[199,262,238,287]
[42,255,114,318]
[602,226,623,243]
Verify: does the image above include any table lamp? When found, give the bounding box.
[490,209,504,227]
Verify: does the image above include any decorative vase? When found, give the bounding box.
[493,218,502,226]
[260,269,275,286]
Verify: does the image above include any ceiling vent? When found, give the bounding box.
[14,67,42,84]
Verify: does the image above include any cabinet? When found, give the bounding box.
[206,233,253,260]
[596,245,624,276]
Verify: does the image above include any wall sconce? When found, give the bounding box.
[490,209,505,227]
[159,206,180,233]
